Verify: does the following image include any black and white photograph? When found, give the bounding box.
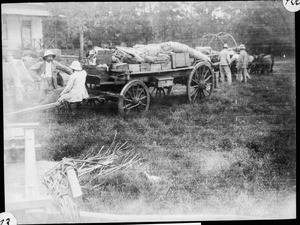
[2,1,296,223]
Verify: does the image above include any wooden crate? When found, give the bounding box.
[83,65,107,75]
[141,63,151,72]
[129,64,141,72]
[161,61,172,70]
[150,63,162,72]
[171,52,191,68]
[155,76,174,88]
[110,63,129,71]
[95,49,113,66]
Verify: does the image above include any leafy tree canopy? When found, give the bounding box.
[43,1,294,56]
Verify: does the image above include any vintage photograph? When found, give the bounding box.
[2,1,296,223]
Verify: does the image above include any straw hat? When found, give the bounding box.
[223,43,229,48]
[43,50,56,60]
[239,44,246,50]
[69,61,82,71]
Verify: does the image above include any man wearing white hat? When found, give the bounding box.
[30,50,73,103]
[218,43,232,84]
[58,61,89,104]
[236,44,249,83]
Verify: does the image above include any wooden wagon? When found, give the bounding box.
[84,57,216,114]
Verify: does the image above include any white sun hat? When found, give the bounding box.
[43,50,56,60]
[239,44,246,50]
[69,61,82,71]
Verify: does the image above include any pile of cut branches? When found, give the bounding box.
[43,134,141,220]
[76,139,141,189]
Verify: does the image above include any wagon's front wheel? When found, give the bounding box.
[187,61,214,103]
[118,80,150,114]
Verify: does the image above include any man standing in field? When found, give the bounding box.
[218,43,232,84]
[30,50,73,103]
[236,44,249,83]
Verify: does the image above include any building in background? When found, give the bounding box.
[1,3,53,52]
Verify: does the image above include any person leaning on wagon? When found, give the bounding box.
[218,43,232,84]
[29,50,73,103]
[57,61,89,107]
[236,44,249,83]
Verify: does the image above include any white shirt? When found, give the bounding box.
[58,70,89,102]
[43,61,52,78]
[218,49,231,66]
[230,53,239,64]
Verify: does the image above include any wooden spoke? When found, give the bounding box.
[126,104,139,110]
[191,87,198,96]
[194,70,200,80]
[193,91,199,101]
[192,78,199,84]
[123,103,133,109]
[135,85,141,96]
[124,98,133,102]
[127,90,134,100]
[205,75,212,82]
[137,87,144,97]
[204,68,209,77]
[199,68,208,81]
[139,96,147,101]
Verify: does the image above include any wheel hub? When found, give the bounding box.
[132,97,140,105]
[198,83,207,90]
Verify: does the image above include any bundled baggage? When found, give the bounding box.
[195,46,212,55]
[86,41,212,73]
[161,42,211,62]
[133,43,169,56]
[87,46,113,66]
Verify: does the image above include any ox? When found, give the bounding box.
[249,54,274,74]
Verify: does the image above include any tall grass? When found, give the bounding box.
[6,59,296,217]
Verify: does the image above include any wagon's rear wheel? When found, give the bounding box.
[118,80,150,114]
[187,61,213,103]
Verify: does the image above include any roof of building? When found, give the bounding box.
[1,3,52,17]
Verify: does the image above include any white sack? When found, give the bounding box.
[195,46,212,55]
[161,42,210,61]
[133,44,169,56]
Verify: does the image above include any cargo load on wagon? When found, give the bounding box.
[84,41,212,74]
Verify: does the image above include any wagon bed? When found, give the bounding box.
[84,60,215,114]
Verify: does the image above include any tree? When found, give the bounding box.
[227,1,294,55]
[42,2,294,57]
[45,2,98,61]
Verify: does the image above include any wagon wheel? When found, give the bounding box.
[149,86,172,99]
[187,61,214,103]
[118,80,150,114]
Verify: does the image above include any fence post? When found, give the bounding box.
[23,124,39,199]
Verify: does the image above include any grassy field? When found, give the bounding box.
[5,58,296,219]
